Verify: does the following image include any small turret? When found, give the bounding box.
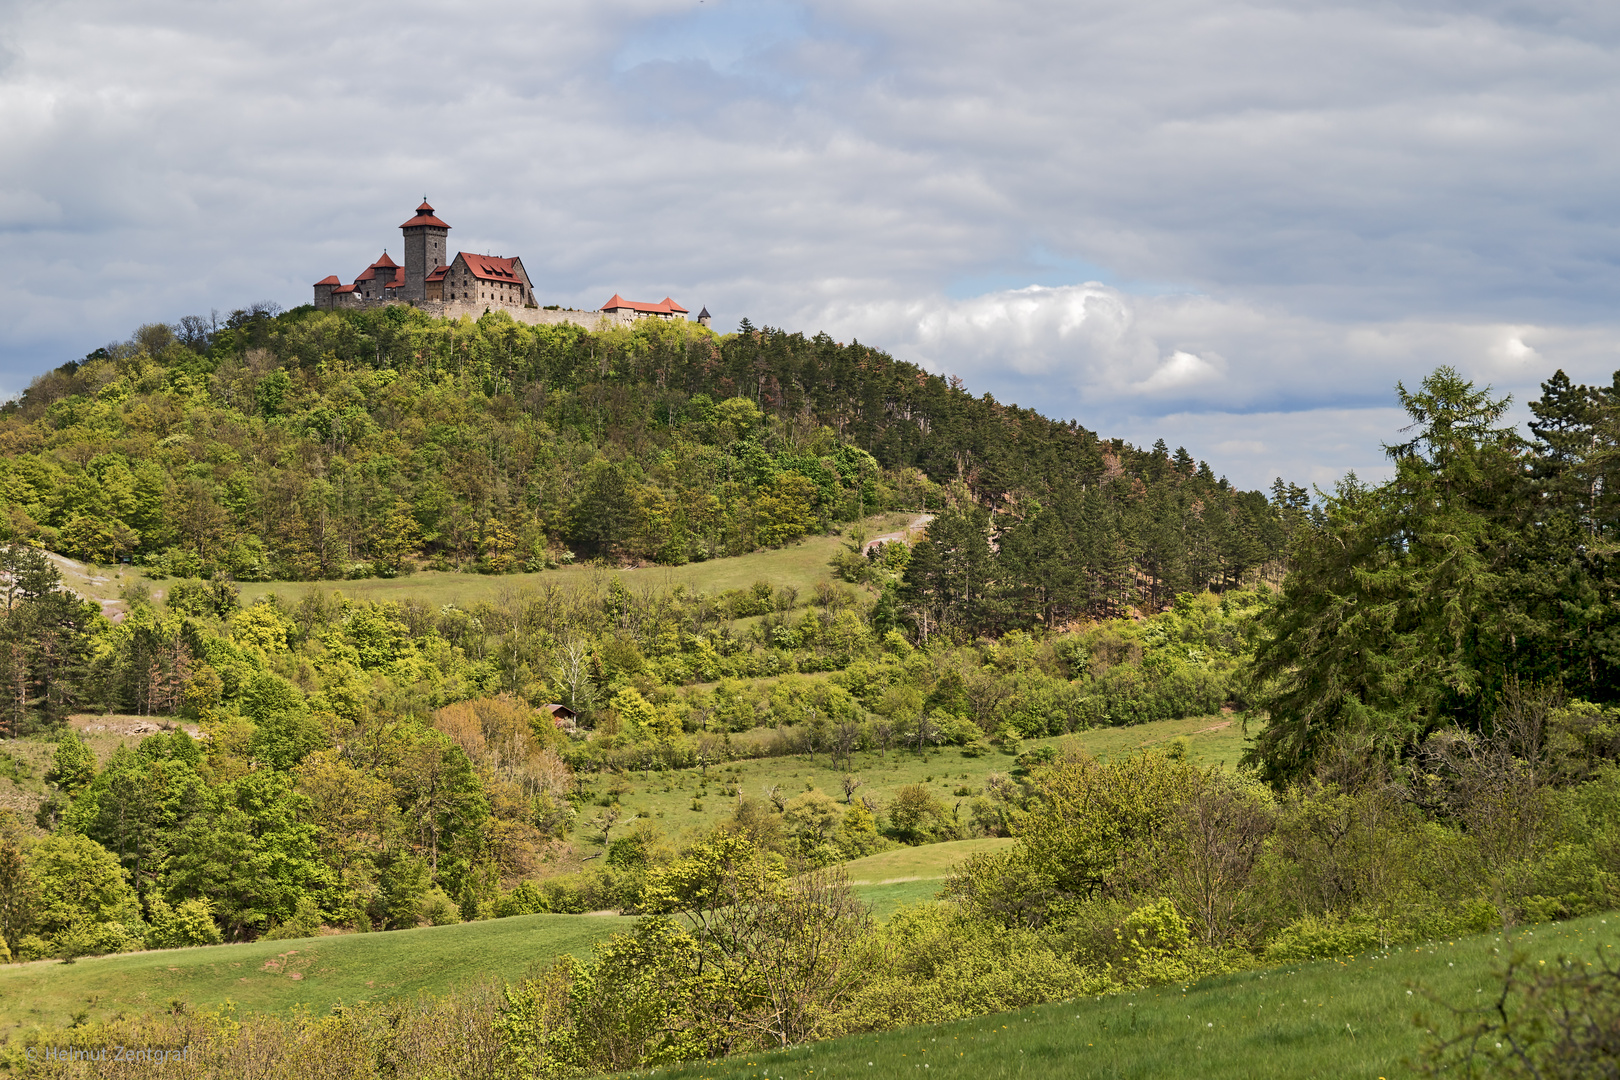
[313,275,341,309]
[696,306,712,328]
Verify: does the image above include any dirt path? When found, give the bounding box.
[863,513,935,554]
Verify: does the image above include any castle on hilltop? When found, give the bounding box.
[312,200,711,330]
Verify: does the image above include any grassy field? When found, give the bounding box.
[39,513,916,625]
[234,513,918,612]
[838,839,1014,919]
[575,715,1249,850]
[0,833,998,1033]
[839,838,1015,884]
[851,879,948,921]
[631,912,1620,1080]
[0,911,630,1034]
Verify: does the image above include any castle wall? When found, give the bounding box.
[416,301,636,330]
[310,292,657,331]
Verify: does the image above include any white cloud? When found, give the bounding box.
[1134,351,1221,394]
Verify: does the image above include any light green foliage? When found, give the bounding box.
[261,896,326,941]
[782,789,843,863]
[954,751,1201,927]
[25,831,140,959]
[231,600,290,652]
[835,801,885,859]
[44,731,96,793]
[839,903,1107,1028]
[887,783,953,845]
[1108,897,1225,986]
[146,896,224,949]
[165,575,242,618]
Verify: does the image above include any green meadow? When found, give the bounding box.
[0,911,626,1034]
[839,838,1015,883]
[580,715,1248,850]
[0,835,1008,1033]
[234,513,920,613]
[630,913,1620,1080]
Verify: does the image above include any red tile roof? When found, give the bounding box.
[454,253,527,283]
[354,253,400,282]
[400,200,451,230]
[425,265,450,283]
[332,284,357,294]
[601,294,690,315]
[355,262,405,287]
[314,275,341,286]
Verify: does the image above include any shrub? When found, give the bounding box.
[1263,912,1383,962]
[418,887,462,926]
[262,896,323,941]
[147,897,223,949]
[495,880,549,918]
[837,905,1108,1029]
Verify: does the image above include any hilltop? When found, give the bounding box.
[0,304,1292,618]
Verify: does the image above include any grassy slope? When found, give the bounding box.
[0,839,989,1033]
[235,513,916,611]
[841,839,1016,919]
[635,913,1620,1080]
[585,716,1248,850]
[839,838,1015,884]
[0,912,627,1034]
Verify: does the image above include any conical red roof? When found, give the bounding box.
[401,199,451,229]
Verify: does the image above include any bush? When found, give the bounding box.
[147,897,223,949]
[886,784,952,845]
[1263,912,1383,962]
[262,896,323,941]
[418,887,462,926]
[165,575,240,618]
[838,905,1108,1029]
[495,880,548,918]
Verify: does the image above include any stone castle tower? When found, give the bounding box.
[399,199,451,303]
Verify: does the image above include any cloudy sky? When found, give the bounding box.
[4,0,1619,491]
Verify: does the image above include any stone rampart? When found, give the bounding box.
[416,301,639,330]
[314,294,645,331]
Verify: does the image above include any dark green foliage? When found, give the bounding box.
[1247,366,1620,781]
[0,544,100,734]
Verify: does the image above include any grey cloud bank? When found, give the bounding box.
[3,0,1619,490]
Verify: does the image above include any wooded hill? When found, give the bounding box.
[0,304,1293,623]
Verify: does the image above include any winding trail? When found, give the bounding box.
[863,513,934,554]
